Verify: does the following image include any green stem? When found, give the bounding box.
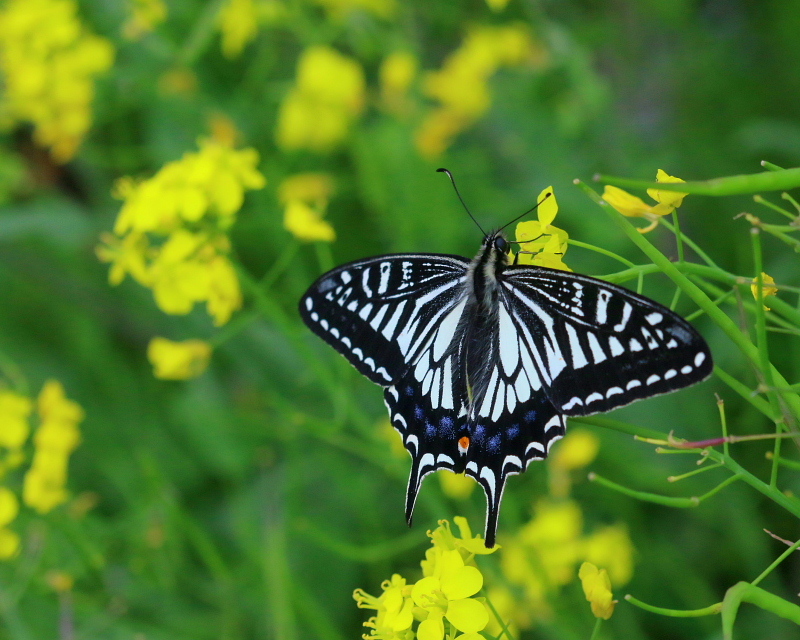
[588,617,602,640]
[624,594,722,617]
[483,590,516,640]
[570,416,665,440]
[722,582,800,640]
[751,537,800,587]
[567,239,636,268]
[671,210,685,263]
[175,0,227,67]
[588,472,740,507]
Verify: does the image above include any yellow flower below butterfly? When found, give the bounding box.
[579,562,616,620]
[148,338,212,380]
[751,272,778,310]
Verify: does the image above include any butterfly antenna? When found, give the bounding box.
[497,191,552,234]
[437,168,486,236]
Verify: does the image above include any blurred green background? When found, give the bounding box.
[0,0,798,638]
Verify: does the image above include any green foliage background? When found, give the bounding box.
[0,0,799,638]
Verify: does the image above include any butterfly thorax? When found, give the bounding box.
[462,233,510,420]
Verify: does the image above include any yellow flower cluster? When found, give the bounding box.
[280,172,336,242]
[514,186,571,271]
[354,517,498,640]
[0,381,84,558]
[751,272,778,310]
[123,0,167,40]
[603,169,688,233]
[416,24,537,157]
[147,338,212,380]
[0,0,114,162]
[380,51,418,116]
[24,381,83,514]
[217,0,259,59]
[276,46,366,153]
[97,139,266,326]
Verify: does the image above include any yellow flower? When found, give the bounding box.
[276,46,365,152]
[0,528,20,559]
[147,338,212,380]
[283,200,336,243]
[416,24,535,157]
[423,518,498,579]
[95,231,151,287]
[579,562,616,619]
[278,173,335,208]
[0,487,19,527]
[438,470,476,500]
[515,187,571,271]
[218,0,259,59]
[0,0,114,162]
[603,169,686,233]
[353,573,414,639]
[313,0,396,20]
[647,169,687,208]
[123,0,167,40]
[23,381,83,514]
[485,0,511,10]
[751,272,778,310]
[380,51,417,114]
[583,524,635,586]
[549,429,600,497]
[0,390,32,450]
[411,548,489,640]
[47,570,74,593]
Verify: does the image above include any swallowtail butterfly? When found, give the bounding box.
[299,184,712,547]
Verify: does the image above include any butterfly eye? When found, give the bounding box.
[494,236,509,253]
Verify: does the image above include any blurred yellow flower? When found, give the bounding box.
[603,169,687,233]
[438,470,476,500]
[0,487,19,527]
[158,67,198,96]
[751,272,778,310]
[148,338,213,380]
[579,562,616,619]
[416,24,536,157]
[515,187,571,271]
[549,428,599,497]
[123,0,167,40]
[313,0,396,20]
[218,0,259,59]
[276,46,365,152]
[0,527,20,559]
[380,51,418,114]
[0,390,32,450]
[47,570,74,593]
[0,0,114,162]
[583,524,635,586]
[485,0,511,10]
[23,381,83,514]
[284,200,336,243]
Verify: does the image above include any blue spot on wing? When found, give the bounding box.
[525,410,537,422]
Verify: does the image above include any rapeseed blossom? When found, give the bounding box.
[280,173,336,242]
[123,0,167,39]
[380,52,418,115]
[23,381,83,514]
[751,272,778,310]
[218,0,259,58]
[148,338,213,380]
[416,24,537,157]
[0,0,114,162]
[313,0,397,20]
[276,46,365,153]
[98,139,265,326]
[354,518,498,640]
[603,169,687,233]
[579,562,616,619]
[0,487,20,559]
[515,187,571,271]
[548,428,599,497]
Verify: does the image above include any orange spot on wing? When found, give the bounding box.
[458,436,470,450]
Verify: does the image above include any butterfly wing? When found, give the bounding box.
[299,253,470,385]
[500,265,713,415]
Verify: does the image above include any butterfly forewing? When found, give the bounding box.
[300,254,469,385]
[500,266,714,416]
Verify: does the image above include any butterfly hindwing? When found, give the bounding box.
[500,266,714,416]
[299,254,469,385]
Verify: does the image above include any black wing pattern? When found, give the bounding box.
[300,254,469,385]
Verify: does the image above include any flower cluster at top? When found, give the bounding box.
[0,380,84,559]
[416,24,546,158]
[353,517,498,640]
[123,0,167,40]
[603,169,688,233]
[97,138,266,327]
[0,0,114,162]
[513,186,571,271]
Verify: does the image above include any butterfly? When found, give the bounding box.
[299,180,713,547]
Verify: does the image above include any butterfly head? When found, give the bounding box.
[482,231,509,254]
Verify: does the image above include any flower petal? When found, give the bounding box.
[417,613,445,640]
[442,565,483,600]
[445,598,489,633]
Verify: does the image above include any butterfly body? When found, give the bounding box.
[300,231,712,546]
